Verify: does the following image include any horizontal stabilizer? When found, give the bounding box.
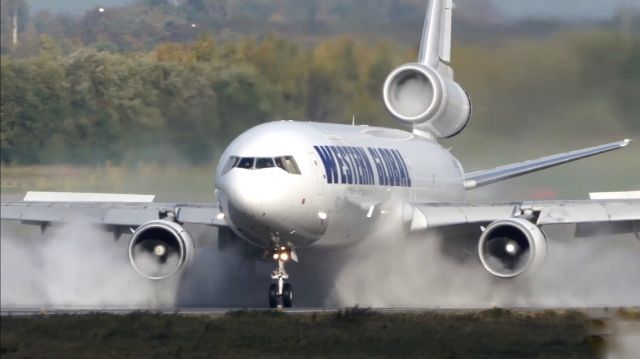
[589,191,640,200]
[23,191,155,203]
[464,139,631,189]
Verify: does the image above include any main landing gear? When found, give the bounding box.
[269,247,293,308]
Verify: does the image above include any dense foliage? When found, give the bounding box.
[0,0,518,55]
[0,34,395,163]
[0,0,638,165]
[1,30,638,164]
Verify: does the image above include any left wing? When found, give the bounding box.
[404,196,639,278]
[404,198,640,232]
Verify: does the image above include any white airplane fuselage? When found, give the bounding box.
[215,121,465,249]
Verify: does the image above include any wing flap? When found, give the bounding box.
[575,221,639,238]
[2,204,67,223]
[537,202,640,225]
[176,206,226,226]
[103,208,160,226]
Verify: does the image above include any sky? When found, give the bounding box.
[26,0,635,19]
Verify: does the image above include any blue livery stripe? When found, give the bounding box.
[315,145,411,188]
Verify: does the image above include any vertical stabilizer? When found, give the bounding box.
[418,0,453,67]
[382,0,470,138]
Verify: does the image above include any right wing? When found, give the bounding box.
[1,191,227,228]
[1,192,233,280]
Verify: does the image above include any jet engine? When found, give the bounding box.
[382,63,471,138]
[478,218,547,278]
[129,220,194,280]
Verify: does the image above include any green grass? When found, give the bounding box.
[0,309,593,358]
[0,164,216,202]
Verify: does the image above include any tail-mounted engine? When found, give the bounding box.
[477,218,548,278]
[129,220,194,280]
[383,63,471,139]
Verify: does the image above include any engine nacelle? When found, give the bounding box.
[478,218,547,278]
[129,220,194,280]
[382,63,471,138]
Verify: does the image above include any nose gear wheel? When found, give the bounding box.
[268,247,293,308]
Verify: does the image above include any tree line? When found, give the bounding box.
[1,30,638,165]
[3,0,636,56]
[0,34,402,164]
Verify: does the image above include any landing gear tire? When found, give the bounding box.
[282,283,293,308]
[269,247,294,308]
[268,284,278,308]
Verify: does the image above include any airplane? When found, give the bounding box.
[1,0,639,308]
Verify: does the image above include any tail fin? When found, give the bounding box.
[418,0,453,67]
[382,0,469,138]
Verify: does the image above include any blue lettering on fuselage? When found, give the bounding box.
[313,145,411,187]
[314,145,338,184]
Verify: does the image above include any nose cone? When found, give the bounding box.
[217,168,325,248]
[221,170,266,217]
[214,122,330,247]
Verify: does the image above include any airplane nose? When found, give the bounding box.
[217,165,326,247]
[221,171,264,217]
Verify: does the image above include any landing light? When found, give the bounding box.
[280,252,289,261]
[318,212,328,220]
[216,212,225,220]
[273,253,279,260]
[154,244,167,257]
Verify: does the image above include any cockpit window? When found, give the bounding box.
[237,157,255,169]
[222,156,239,174]
[228,155,301,174]
[255,158,275,169]
[275,157,301,174]
[274,157,287,172]
[282,156,301,174]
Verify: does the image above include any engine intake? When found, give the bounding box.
[129,220,194,280]
[478,218,547,278]
[383,63,471,138]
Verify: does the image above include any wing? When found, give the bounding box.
[464,139,631,189]
[405,194,640,278]
[405,197,640,236]
[1,191,227,228]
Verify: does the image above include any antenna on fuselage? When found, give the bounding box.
[352,115,356,126]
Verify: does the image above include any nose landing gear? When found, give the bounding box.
[268,247,294,308]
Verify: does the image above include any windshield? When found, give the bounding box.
[227,156,301,174]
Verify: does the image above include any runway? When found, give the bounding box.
[2,306,637,318]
